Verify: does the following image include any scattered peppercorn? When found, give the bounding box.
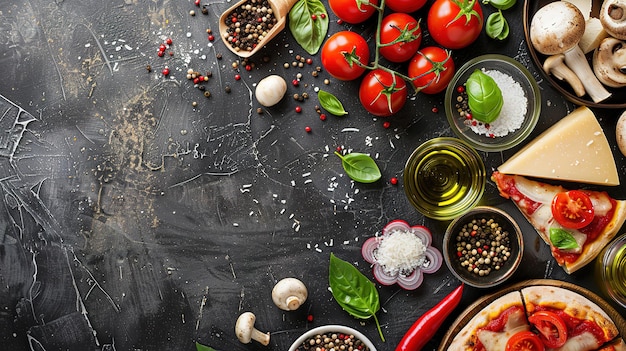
[146,65,152,72]
[319,113,327,121]
[162,67,170,76]
[305,126,312,133]
[190,10,196,16]
[390,177,398,185]
[295,106,302,113]
[225,85,231,93]
[166,38,173,45]
[382,121,391,129]
[201,6,209,15]
[256,107,263,114]
[204,91,211,98]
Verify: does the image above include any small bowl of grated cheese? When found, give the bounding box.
[361,220,443,290]
[445,54,541,152]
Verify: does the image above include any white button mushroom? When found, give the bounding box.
[530,1,612,103]
[543,54,586,97]
[616,110,626,157]
[255,75,287,107]
[271,277,308,311]
[593,37,626,88]
[600,0,626,40]
[235,312,270,346]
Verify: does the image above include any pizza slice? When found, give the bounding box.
[491,172,626,274]
[521,285,620,351]
[448,291,530,351]
[597,338,626,351]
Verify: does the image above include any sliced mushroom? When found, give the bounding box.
[530,1,612,102]
[600,0,626,40]
[593,37,626,87]
[543,54,586,97]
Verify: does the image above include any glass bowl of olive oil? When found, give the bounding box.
[403,137,486,221]
[595,233,626,309]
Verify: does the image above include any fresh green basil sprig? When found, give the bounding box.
[482,0,516,10]
[466,69,504,123]
[334,152,382,183]
[485,10,509,40]
[329,253,385,341]
[549,228,580,250]
[289,0,329,55]
[196,342,218,351]
[318,90,348,116]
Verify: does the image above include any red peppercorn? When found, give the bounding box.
[311,14,317,20]
[169,51,174,56]
[166,38,173,45]
[432,106,439,113]
[159,44,166,52]
[390,177,398,185]
[319,113,327,121]
[337,19,343,24]
[245,64,252,71]
[466,113,473,120]
[234,74,241,80]
[162,67,170,76]
[457,85,465,93]
[194,0,200,5]
[231,16,237,22]
[157,51,165,57]
[382,121,391,129]
[193,77,200,84]
[320,13,326,19]
[336,146,342,152]
[295,106,302,113]
[307,314,314,322]
[305,126,312,133]
[292,79,299,87]
[208,34,215,41]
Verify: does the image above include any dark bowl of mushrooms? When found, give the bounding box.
[443,206,524,289]
[524,0,626,108]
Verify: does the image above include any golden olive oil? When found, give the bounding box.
[404,138,486,220]
[596,234,626,308]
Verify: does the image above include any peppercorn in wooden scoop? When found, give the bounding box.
[219,0,298,58]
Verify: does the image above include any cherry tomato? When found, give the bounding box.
[528,311,568,349]
[407,46,455,94]
[379,13,422,63]
[359,69,407,117]
[506,331,545,351]
[551,190,595,229]
[385,0,427,13]
[427,0,484,49]
[328,0,378,24]
[321,31,370,81]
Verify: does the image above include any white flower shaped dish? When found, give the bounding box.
[362,220,443,290]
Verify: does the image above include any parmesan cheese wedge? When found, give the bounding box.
[498,106,620,186]
[579,17,609,54]
[564,0,592,20]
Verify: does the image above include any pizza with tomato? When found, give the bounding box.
[491,172,626,274]
[446,285,623,351]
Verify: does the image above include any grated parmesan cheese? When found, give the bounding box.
[374,230,426,276]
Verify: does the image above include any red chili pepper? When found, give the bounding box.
[395,284,464,351]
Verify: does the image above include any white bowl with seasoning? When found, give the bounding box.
[443,206,523,288]
[445,54,541,152]
[288,325,377,351]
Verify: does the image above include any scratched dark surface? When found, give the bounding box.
[0,0,625,351]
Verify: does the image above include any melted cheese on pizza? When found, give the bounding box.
[476,308,529,351]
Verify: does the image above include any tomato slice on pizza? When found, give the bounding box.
[491,172,626,274]
[521,286,620,351]
[449,291,530,351]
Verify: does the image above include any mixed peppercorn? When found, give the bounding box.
[223,0,278,53]
[295,333,369,351]
[454,217,512,277]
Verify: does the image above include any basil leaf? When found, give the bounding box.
[334,152,382,183]
[196,343,218,351]
[486,11,510,40]
[288,0,329,55]
[482,0,516,10]
[466,69,504,123]
[549,228,580,250]
[329,253,384,341]
[318,90,348,116]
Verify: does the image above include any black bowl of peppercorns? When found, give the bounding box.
[443,206,523,288]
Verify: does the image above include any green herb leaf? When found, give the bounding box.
[482,0,517,10]
[485,11,510,40]
[196,342,218,351]
[549,228,580,250]
[334,152,382,183]
[318,90,348,116]
[466,69,504,123]
[288,0,329,55]
[329,253,384,341]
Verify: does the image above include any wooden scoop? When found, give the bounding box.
[219,0,299,58]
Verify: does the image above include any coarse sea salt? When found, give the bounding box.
[469,69,527,137]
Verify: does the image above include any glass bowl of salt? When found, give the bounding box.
[445,54,541,152]
[361,220,442,290]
